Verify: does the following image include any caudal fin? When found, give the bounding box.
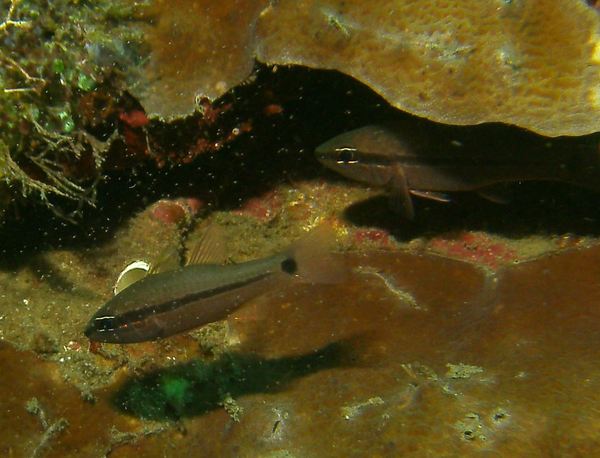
[285,224,347,284]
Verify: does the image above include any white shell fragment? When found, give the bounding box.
[113,260,151,295]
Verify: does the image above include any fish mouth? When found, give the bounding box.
[84,319,103,342]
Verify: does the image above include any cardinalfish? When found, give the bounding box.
[85,225,345,343]
[316,119,600,219]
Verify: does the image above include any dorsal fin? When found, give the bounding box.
[113,260,150,295]
[185,224,227,265]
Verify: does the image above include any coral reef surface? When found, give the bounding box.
[138,0,600,136]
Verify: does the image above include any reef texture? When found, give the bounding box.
[139,0,267,121]
[4,244,600,455]
[3,0,600,220]
[137,0,600,136]
[2,179,600,456]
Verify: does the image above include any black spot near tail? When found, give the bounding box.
[281,257,298,274]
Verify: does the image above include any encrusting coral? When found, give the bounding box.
[136,0,600,137]
[2,0,600,218]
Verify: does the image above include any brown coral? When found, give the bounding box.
[137,0,267,119]
[134,0,600,137]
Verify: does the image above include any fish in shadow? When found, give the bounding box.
[316,119,600,219]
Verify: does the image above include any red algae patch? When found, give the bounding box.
[427,231,519,269]
[233,190,283,221]
[150,197,203,225]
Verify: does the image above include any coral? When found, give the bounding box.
[233,189,283,221]
[135,0,267,118]
[5,246,600,455]
[136,0,600,137]
[150,197,203,226]
[3,179,600,455]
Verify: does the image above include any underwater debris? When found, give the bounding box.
[353,265,422,310]
[24,397,69,458]
[220,393,244,422]
[445,363,484,380]
[455,413,488,443]
[340,396,385,420]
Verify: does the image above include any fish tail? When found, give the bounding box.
[284,224,347,284]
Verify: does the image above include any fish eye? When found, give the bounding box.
[336,147,357,164]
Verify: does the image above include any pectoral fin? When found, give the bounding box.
[387,164,415,220]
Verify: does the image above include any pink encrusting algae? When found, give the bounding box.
[427,232,519,269]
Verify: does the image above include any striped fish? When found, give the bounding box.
[316,120,600,219]
[85,225,345,343]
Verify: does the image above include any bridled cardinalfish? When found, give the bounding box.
[316,119,600,219]
[85,225,345,344]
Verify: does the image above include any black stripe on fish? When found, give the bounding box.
[280,258,298,274]
[94,270,275,332]
[335,148,563,168]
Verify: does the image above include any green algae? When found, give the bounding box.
[0,0,148,217]
[113,342,347,421]
[160,375,193,415]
